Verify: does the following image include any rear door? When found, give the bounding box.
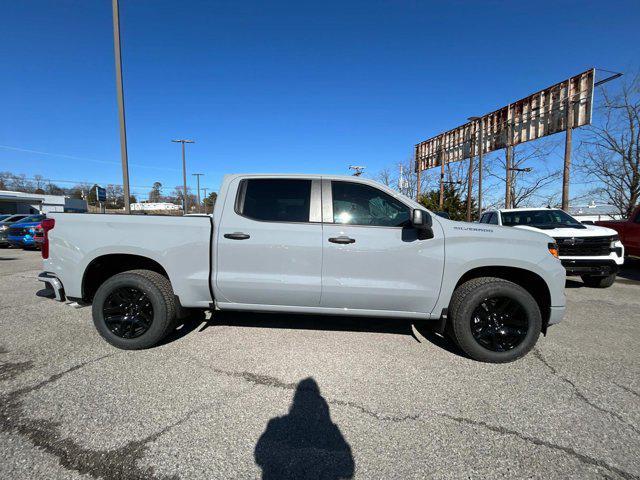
[320,179,444,315]
[215,177,323,307]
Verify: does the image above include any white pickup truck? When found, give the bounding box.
[39,174,566,363]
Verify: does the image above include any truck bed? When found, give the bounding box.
[45,213,213,307]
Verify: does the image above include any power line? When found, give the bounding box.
[0,144,179,172]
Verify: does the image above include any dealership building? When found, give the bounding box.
[0,190,87,215]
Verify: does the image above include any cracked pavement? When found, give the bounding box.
[1,248,639,479]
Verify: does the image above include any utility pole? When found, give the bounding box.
[562,80,573,211]
[112,0,131,214]
[438,137,445,210]
[172,139,194,214]
[467,116,484,220]
[415,154,421,201]
[504,105,513,209]
[348,165,365,176]
[477,117,484,218]
[202,187,208,213]
[465,124,474,222]
[192,173,204,212]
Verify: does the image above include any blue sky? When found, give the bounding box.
[1,0,639,201]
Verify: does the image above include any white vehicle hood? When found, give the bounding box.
[513,224,617,238]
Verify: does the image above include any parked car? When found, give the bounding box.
[34,223,44,250]
[39,174,566,363]
[0,214,35,247]
[7,215,46,249]
[595,205,640,258]
[479,208,624,288]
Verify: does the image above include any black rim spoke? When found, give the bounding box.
[103,287,154,339]
[470,296,529,352]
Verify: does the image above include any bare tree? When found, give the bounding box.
[374,156,435,199]
[485,142,561,208]
[578,74,640,217]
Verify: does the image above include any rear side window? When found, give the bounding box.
[238,179,311,222]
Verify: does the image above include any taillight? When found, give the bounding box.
[42,218,55,259]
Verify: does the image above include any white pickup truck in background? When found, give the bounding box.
[479,208,624,288]
[39,174,566,363]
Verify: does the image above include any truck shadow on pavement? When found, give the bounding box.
[196,311,466,357]
[254,377,355,480]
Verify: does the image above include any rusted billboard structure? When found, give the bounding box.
[414,68,602,218]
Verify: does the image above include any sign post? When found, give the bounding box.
[95,186,107,214]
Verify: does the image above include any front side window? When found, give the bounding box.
[239,179,311,222]
[479,213,490,223]
[488,213,499,225]
[331,181,410,227]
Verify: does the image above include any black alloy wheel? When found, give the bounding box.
[103,287,154,339]
[470,296,528,352]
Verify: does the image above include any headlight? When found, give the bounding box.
[0,225,7,231]
[610,235,619,248]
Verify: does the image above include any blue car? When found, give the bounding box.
[0,214,35,246]
[7,215,46,248]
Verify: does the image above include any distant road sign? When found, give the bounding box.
[415,68,595,171]
[95,186,107,203]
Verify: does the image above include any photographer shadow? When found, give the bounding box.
[254,377,354,480]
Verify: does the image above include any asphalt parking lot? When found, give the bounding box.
[0,248,639,480]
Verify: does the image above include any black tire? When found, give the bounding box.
[448,277,541,363]
[92,269,177,350]
[581,273,616,288]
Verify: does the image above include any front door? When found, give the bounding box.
[215,177,323,307]
[321,180,444,315]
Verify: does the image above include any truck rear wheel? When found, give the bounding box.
[448,277,541,363]
[581,273,616,288]
[92,269,176,350]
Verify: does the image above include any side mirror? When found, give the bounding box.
[411,209,433,240]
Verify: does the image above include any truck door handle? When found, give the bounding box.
[328,236,355,244]
[224,232,250,240]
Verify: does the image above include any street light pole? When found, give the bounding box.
[192,173,204,212]
[172,139,194,214]
[112,0,131,214]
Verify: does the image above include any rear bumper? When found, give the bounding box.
[38,272,66,302]
[561,259,619,276]
[8,235,35,247]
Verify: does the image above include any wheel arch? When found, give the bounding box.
[453,266,552,332]
[82,253,169,302]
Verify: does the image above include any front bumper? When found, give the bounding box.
[561,259,619,276]
[38,272,66,302]
[548,305,565,326]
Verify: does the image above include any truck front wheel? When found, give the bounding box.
[448,277,542,363]
[92,269,177,350]
[581,273,616,288]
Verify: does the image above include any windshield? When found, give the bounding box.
[1,215,28,224]
[501,209,585,229]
